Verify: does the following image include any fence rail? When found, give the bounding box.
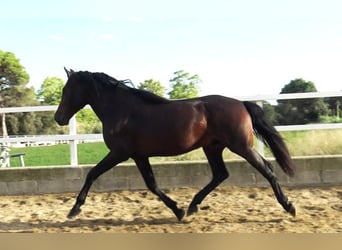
[1,91,342,166]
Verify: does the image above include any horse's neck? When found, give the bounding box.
[88,88,134,122]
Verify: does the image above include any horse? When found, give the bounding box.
[55,68,296,221]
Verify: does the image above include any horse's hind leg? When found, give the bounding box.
[187,145,228,216]
[234,147,296,216]
[134,156,185,221]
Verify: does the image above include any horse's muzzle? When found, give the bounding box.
[54,113,69,126]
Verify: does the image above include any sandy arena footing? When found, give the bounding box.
[0,186,341,233]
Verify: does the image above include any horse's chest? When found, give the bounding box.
[105,118,129,137]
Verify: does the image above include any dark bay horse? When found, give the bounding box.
[55,68,296,221]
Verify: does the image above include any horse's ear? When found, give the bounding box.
[64,67,75,78]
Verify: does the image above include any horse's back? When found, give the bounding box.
[199,95,246,115]
[199,94,241,103]
[199,95,253,141]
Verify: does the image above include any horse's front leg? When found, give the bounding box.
[68,151,128,218]
[134,157,185,221]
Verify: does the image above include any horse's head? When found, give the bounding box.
[54,67,89,126]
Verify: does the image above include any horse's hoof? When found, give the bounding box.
[288,204,296,217]
[187,205,198,217]
[175,208,185,221]
[67,206,81,219]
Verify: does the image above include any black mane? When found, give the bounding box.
[73,71,169,104]
[76,71,169,104]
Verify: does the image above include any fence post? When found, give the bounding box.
[256,100,265,156]
[69,115,78,166]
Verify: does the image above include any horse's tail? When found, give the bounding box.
[243,101,295,177]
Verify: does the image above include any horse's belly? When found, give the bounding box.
[136,122,207,156]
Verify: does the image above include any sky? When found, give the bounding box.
[1,0,342,97]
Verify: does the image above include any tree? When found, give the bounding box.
[138,79,166,97]
[36,77,69,134]
[36,76,101,133]
[276,78,328,125]
[75,109,102,134]
[0,50,30,137]
[0,50,64,135]
[324,93,342,118]
[168,70,201,99]
[262,101,279,125]
[0,96,7,138]
[0,50,30,92]
[37,77,64,105]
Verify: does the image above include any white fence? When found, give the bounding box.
[1,91,342,166]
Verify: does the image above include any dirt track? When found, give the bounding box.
[0,186,341,233]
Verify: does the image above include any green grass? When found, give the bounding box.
[9,143,109,167]
[7,129,342,167]
[281,129,342,156]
